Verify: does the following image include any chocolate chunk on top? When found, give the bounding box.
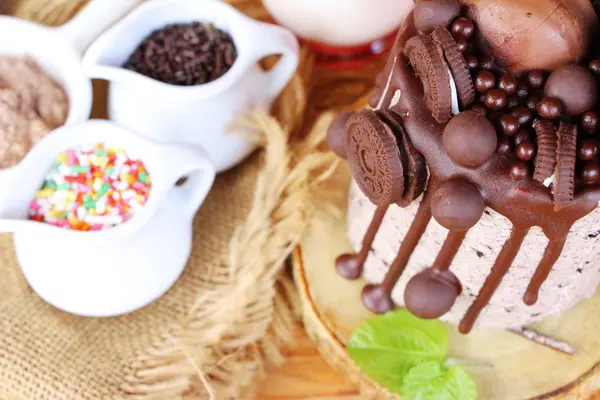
[554,122,578,211]
[544,64,598,116]
[443,111,497,168]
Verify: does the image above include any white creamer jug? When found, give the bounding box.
[82,0,299,173]
[0,120,215,317]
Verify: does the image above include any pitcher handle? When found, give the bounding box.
[243,19,300,100]
[162,145,216,217]
[53,0,140,56]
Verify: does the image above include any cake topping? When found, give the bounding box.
[544,64,598,116]
[450,17,475,40]
[578,139,598,161]
[496,137,513,156]
[590,59,600,75]
[346,110,405,207]
[430,180,485,231]
[580,110,599,134]
[536,97,562,120]
[553,122,578,210]
[404,268,461,319]
[498,114,519,136]
[430,27,475,108]
[443,111,496,168]
[474,70,495,94]
[533,120,558,183]
[509,161,530,181]
[326,111,352,159]
[498,73,518,96]
[413,0,460,34]
[484,89,507,111]
[404,34,452,123]
[582,162,600,184]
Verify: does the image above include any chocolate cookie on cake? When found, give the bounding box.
[327,0,600,332]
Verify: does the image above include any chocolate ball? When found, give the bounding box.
[516,140,536,161]
[544,64,598,116]
[578,139,598,161]
[456,39,468,54]
[517,80,530,99]
[413,0,461,34]
[499,114,520,136]
[484,89,507,110]
[589,59,600,75]
[335,254,363,280]
[537,97,562,119]
[582,161,600,184]
[498,74,518,96]
[451,17,475,39]
[514,128,532,146]
[479,55,495,71]
[507,95,520,109]
[362,284,395,314]
[525,94,541,111]
[509,161,530,181]
[404,268,461,320]
[326,111,353,159]
[443,111,497,168]
[527,70,546,89]
[466,55,479,71]
[469,103,488,116]
[431,180,485,231]
[497,137,513,156]
[511,107,533,126]
[475,70,496,93]
[581,111,599,135]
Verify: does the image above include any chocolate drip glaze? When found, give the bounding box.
[332,10,600,333]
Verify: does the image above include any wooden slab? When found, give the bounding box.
[292,165,600,399]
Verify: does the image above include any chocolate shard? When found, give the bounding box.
[430,27,475,108]
[345,110,405,206]
[378,110,428,207]
[404,34,453,123]
[554,122,578,211]
[533,120,558,183]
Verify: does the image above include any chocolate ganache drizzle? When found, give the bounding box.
[328,0,600,334]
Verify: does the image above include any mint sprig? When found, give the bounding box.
[347,310,476,400]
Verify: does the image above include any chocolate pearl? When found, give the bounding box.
[475,70,496,93]
[544,64,598,116]
[404,268,460,319]
[496,136,513,156]
[580,111,599,135]
[589,59,600,75]
[499,114,519,136]
[484,89,507,110]
[335,254,363,280]
[451,17,475,40]
[327,111,353,159]
[514,128,532,146]
[362,284,394,314]
[511,107,533,126]
[536,97,562,119]
[465,55,479,71]
[498,74,518,96]
[516,80,530,98]
[443,111,497,167]
[431,180,485,230]
[527,70,545,89]
[525,94,541,111]
[413,0,461,34]
[456,39,468,54]
[509,161,530,181]
[479,55,495,70]
[469,103,488,116]
[507,95,520,109]
[578,139,598,161]
[516,140,536,161]
[581,161,600,183]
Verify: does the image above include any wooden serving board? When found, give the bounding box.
[292,165,600,400]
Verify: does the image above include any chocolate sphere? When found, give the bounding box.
[581,111,599,135]
[509,161,530,181]
[404,268,461,319]
[498,73,518,95]
[511,106,533,126]
[335,254,363,280]
[413,0,461,34]
[456,39,469,54]
[327,111,353,159]
[582,161,600,183]
[499,114,519,136]
[443,111,497,168]
[578,139,598,161]
[451,17,475,39]
[466,55,479,71]
[470,103,488,116]
[362,284,395,314]
[475,70,496,93]
[496,137,513,156]
[525,94,541,111]
[431,180,485,231]
[516,140,536,161]
[527,70,546,89]
[589,59,600,75]
[479,55,495,71]
[514,128,532,146]
[544,64,598,116]
[484,89,507,110]
[507,95,520,109]
[517,80,530,99]
[536,97,562,119]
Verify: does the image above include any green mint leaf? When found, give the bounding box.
[401,361,477,400]
[347,310,448,394]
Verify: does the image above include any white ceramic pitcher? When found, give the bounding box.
[82,0,299,172]
[0,120,216,317]
[0,0,139,126]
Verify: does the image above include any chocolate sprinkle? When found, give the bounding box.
[533,121,558,183]
[554,122,578,211]
[404,34,452,123]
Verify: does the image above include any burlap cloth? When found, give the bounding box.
[0,0,383,398]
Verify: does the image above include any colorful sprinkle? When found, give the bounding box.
[28,143,151,231]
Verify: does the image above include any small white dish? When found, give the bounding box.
[83,0,300,173]
[0,120,216,317]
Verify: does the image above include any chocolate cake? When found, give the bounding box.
[327,0,600,332]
